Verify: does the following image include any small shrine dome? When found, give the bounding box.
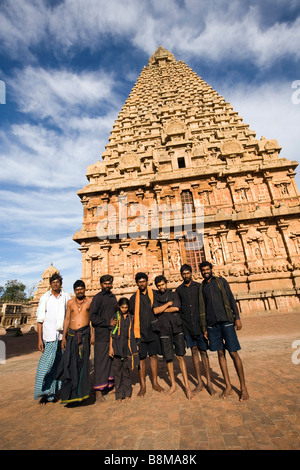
[42,264,59,280]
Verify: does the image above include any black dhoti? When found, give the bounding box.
[93,341,114,392]
[57,325,91,404]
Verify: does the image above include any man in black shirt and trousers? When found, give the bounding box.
[90,274,118,403]
[176,264,216,395]
[199,261,249,401]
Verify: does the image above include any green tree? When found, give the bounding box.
[0,280,28,302]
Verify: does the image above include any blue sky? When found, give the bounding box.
[0,0,300,296]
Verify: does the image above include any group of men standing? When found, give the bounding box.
[34,261,249,406]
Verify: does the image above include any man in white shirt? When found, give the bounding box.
[34,272,70,405]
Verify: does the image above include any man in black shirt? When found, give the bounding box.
[199,261,249,401]
[129,272,164,397]
[90,274,118,403]
[153,275,194,399]
[176,264,216,395]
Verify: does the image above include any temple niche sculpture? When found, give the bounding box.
[73,46,300,315]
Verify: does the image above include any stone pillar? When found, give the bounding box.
[179,238,187,264]
[264,172,276,204]
[160,239,170,277]
[79,245,89,279]
[237,226,251,268]
[208,178,218,205]
[276,219,293,262]
[86,257,92,281]
[288,170,300,197]
[120,241,130,275]
[102,244,110,274]
[217,226,229,264]
[139,240,149,272]
[227,177,236,210]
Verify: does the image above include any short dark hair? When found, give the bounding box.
[135,272,148,283]
[199,261,213,270]
[118,297,130,308]
[154,275,167,285]
[180,264,192,275]
[73,279,85,290]
[100,274,113,284]
[50,272,62,284]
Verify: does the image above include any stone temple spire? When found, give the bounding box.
[148,46,176,65]
[84,44,257,182]
[74,47,300,318]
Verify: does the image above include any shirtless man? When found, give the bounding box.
[61,280,93,349]
[57,280,94,405]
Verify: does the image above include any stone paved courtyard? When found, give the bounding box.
[0,312,299,451]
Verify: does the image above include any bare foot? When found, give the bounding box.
[152,383,165,393]
[239,388,250,402]
[115,398,122,404]
[186,388,195,400]
[220,386,233,399]
[96,391,106,403]
[193,382,204,394]
[207,384,217,396]
[166,386,176,397]
[124,396,131,401]
[137,387,146,397]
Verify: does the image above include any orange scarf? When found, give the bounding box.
[133,287,154,339]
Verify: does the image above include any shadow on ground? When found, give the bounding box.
[1,329,38,360]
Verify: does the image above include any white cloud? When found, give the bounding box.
[0,188,82,236]
[0,187,83,294]
[1,0,300,67]
[0,123,113,189]
[0,0,48,61]
[10,66,116,121]
[47,0,141,51]
[217,79,300,185]
[0,65,120,188]
[0,64,121,189]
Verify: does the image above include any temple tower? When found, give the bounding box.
[74,46,300,315]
